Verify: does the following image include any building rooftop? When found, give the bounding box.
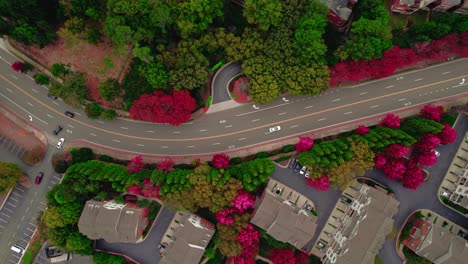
[78,200,148,243]
[319,0,353,20]
[251,189,317,251]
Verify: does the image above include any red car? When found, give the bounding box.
[35,172,44,185]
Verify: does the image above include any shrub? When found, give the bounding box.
[212,154,230,169]
[11,61,25,72]
[85,102,103,119]
[99,78,121,101]
[256,151,270,159]
[137,199,150,208]
[114,196,125,204]
[22,146,44,165]
[99,155,113,162]
[93,252,124,264]
[52,154,69,173]
[100,109,116,120]
[230,157,243,165]
[33,73,50,85]
[70,148,94,164]
[51,63,71,77]
[282,145,296,153]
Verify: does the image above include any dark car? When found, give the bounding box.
[340,195,353,204]
[64,111,75,118]
[47,93,58,100]
[35,172,44,185]
[293,163,301,173]
[53,126,63,135]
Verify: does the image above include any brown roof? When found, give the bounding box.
[78,200,147,243]
[417,225,468,264]
[250,191,317,250]
[333,186,399,264]
[161,213,215,264]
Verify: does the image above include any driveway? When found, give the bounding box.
[211,62,241,104]
[272,113,468,263]
[96,207,174,264]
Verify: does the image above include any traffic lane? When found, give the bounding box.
[211,62,241,104]
[96,207,174,264]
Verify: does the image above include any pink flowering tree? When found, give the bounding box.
[233,224,261,264]
[374,153,387,169]
[382,158,407,180]
[157,158,174,173]
[126,185,142,196]
[412,150,437,166]
[230,190,255,213]
[437,123,457,144]
[126,156,145,173]
[141,178,162,198]
[212,153,230,169]
[379,113,401,129]
[295,136,314,153]
[269,248,296,264]
[386,144,409,159]
[402,161,425,190]
[306,175,330,191]
[355,125,370,135]
[11,61,25,73]
[415,134,441,151]
[420,105,444,121]
[215,208,236,225]
[295,251,311,264]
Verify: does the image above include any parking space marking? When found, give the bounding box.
[40,201,47,206]
[26,227,34,232]
[27,102,33,106]
[199,129,207,132]
[359,92,368,95]
[53,176,60,180]
[146,130,155,133]
[0,224,4,228]
[225,125,232,128]
[32,88,38,93]
[172,131,181,134]
[12,192,22,197]
[0,218,7,223]
[120,126,128,130]
[29,222,37,227]
[7,202,16,207]
[305,105,313,109]
[442,71,450,74]
[277,112,287,116]
[290,125,299,128]
[3,207,13,213]
[398,98,407,101]
[90,133,97,136]
[414,78,423,82]
[186,145,195,148]
[344,112,352,115]
[1,212,10,217]
[385,85,394,89]
[212,142,221,145]
[332,98,341,102]
[370,105,379,108]
[15,187,25,192]
[318,118,326,121]
[238,138,246,141]
[251,119,260,122]
[136,144,144,147]
[113,140,120,143]
[10,197,18,202]
[161,146,168,149]
[6,88,12,93]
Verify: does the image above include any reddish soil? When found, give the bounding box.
[9,30,133,108]
[0,113,44,152]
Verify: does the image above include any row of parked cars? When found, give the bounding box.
[288,157,310,178]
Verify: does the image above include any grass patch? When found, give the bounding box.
[403,246,432,264]
[21,241,41,264]
[142,202,162,237]
[440,195,468,215]
[375,255,384,264]
[441,113,458,127]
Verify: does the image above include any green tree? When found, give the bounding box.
[138,62,169,90]
[46,226,72,248]
[93,252,125,264]
[51,63,72,78]
[0,162,23,194]
[293,12,327,63]
[98,78,121,101]
[43,202,82,228]
[175,0,224,37]
[70,147,94,164]
[243,0,283,31]
[236,158,275,192]
[100,109,117,120]
[85,102,103,119]
[33,73,50,85]
[169,51,209,91]
[64,17,85,35]
[65,231,93,255]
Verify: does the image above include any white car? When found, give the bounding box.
[300,166,307,175]
[305,171,310,178]
[56,138,65,149]
[269,126,281,133]
[435,150,440,157]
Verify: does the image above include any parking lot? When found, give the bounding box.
[0,134,27,159]
[288,157,310,178]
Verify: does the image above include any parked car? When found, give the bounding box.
[11,244,25,254]
[305,171,310,178]
[64,111,75,118]
[269,126,281,133]
[53,126,63,135]
[299,166,307,175]
[435,150,440,157]
[47,93,58,100]
[340,195,353,204]
[34,172,44,185]
[56,138,65,149]
[288,158,297,169]
[293,163,301,173]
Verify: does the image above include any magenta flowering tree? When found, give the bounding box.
[415,134,441,151]
[294,136,314,153]
[212,153,230,169]
[386,144,409,159]
[11,61,25,73]
[141,178,161,198]
[374,153,387,169]
[215,208,236,226]
[437,123,457,144]
[126,156,145,173]
[420,105,444,121]
[412,150,437,166]
[230,190,255,213]
[126,185,142,196]
[269,248,296,264]
[382,158,407,180]
[233,224,261,264]
[355,125,370,135]
[157,157,174,173]
[402,161,425,190]
[306,175,330,191]
[379,113,401,129]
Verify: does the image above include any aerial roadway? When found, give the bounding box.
[0,47,467,155]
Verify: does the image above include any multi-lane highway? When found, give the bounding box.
[0,47,467,156]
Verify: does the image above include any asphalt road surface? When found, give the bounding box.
[0,48,466,156]
[211,62,241,104]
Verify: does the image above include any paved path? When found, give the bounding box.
[211,62,241,104]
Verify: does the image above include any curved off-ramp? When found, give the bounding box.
[207,62,242,113]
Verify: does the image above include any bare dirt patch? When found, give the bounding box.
[9,28,133,108]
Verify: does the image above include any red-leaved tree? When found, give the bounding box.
[230,190,255,213]
[127,156,144,173]
[386,144,409,159]
[295,136,314,153]
[126,185,142,196]
[437,123,457,144]
[141,178,161,198]
[269,248,296,264]
[355,125,370,135]
[233,224,261,264]
[215,208,236,226]
[420,105,444,121]
[412,150,437,166]
[402,160,425,190]
[295,251,311,264]
[414,134,441,151]
[157,158,174,173]
[382,158,407,180]
[379,113,400,129]
[11,61,25,73]
[212,153,230,169]
[129,90,196,126]
[306,175,330,191]
[374,153,387,169]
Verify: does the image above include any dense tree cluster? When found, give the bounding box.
[400,117,444,139]
[298,139,352,169]
[269,248,296,264]
[0,162,23,194]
